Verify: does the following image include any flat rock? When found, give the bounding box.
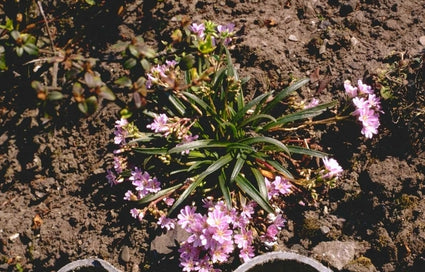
[312,240,368,270]
[150,225,190,255]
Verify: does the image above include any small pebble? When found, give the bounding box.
[419,36,425,46]
[320,225,330,234]
[288,34,298,42]
[120,246,130,263]
[8,233,19,241]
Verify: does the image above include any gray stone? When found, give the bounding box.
[120,246,130,263]
[150,225,190,254]
[288,35,298,42]
[419,36,425,46]
[312,241,368,270]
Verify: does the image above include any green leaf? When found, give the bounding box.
[287,145,328,158]
[167,93,186,116]
[235,174,274,214]
[85,96,98,115]
[230,156,245,182]
[251,167,268,200]
[0,54,8,71]
[168,139,227,154]
[179,54,195,70]
[187,160,214,173]
[239,113,276,128]
[137,183,183,204]
[198,35,216,54]
[114,76,133,88]
[128,45,140,58]
[264,159,294,179]
[133,147,168,155]
[225,47,238,80]
[140,58,151,71]
[232,92,272,122]
[169,153,233,214]
[219,170,232,209]
[263,78,310,114]
[78,102,88,114]
[15,46,24,57]
[240,136,289,154]
[22,43,38,55]
[124,58,137,69]
[182,91,216,115]
[47,91,64,101]
[84,72,102,88]
[72,82,84,96]
[140,45,156,58]
[85,0,96,5]
[263,101,337,130]
[98,86,116,101]
[11,30,20,41]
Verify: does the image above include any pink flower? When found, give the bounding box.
[130,208,145,221]
[239,245,255,262]
[344,80,358,97]
[113,156,126,174]
[206,208,231,229]
[234,229,253,249]
[190,23,206,38]
[163,197,175,206]
[158,215,176,231]
[358,108,380,139]
[123,190,134,201]
[211,227,233,244]
[367,94,382,112]
[322,157,343,178]
[305,98,320,109]
[106,169,117,186]
[273,176,292,195]
[178,134,199,154]
[357,80,373,94]
[178,205,197,231]
[266,224,279,239]
[146,113,170,134]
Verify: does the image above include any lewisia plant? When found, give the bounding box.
[107,20,346,270]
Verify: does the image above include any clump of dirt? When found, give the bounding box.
[1,0,425,271]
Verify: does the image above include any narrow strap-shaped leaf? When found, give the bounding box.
[168,139,227,154]
[264,159,294,179]
[212,67,227,91]
[263,101,337,130]
[225,47,238,80]
[168,153,233,214]
[240,136,289,155]
[136,183,183,204]
[168,93,186,116]
[235,174,274,214]
[287,145,328,158]
[219,170,232,210]
[232,92,272,122]
[188,160,214,172]
[225,143,256,153]
[262,78,310,114]
[133,147,168,155]
[231,156,246,181]
[239,114,276,128]
[251,167,268,200]
[182,91,215,115]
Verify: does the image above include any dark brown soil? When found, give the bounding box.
[1,0,425,271]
